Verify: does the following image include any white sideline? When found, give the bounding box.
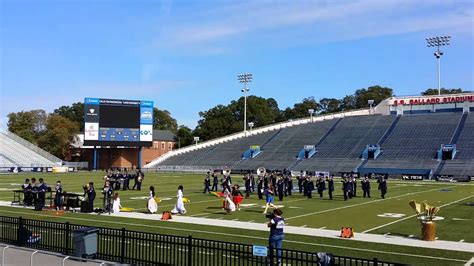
[0,206,472,263]
[362,195,473,233]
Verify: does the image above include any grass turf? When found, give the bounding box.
[0,172,473,265]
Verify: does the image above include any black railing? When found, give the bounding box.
[0,216,402,266]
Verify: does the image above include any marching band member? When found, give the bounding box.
[112,193,122,213]
[224,186,236,214]
[22,178,32,206]
[243,172,251,198]
[378,175,388,199]
[277,176,285,201]
[171,185,186,215]
[362,175,371,198]
[263,183,277,214]
[327,175,335,200]
[250,171,256,192]
[232,184,244,211]
[352,176,357,197]
[304,174,314,199]
[102,181,114,213]
[298,171,304,194]
[203,172,211,194]
[316,175,325,198]
[147,186,158,214]
[211,171,219,191]
[87,182,96,212]
[285,172,293,196]
[54,180,63,210]
[342,176,350,201]
[257,175,264,200]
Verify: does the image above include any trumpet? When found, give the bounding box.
[222,167,231,177]
[257,167,266,177]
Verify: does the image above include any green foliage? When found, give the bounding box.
[36,115,79,159]
[7,109,47,143]
[354,85,393,108]
[176,125,194,148]
[153,108,178,132]
[319,98,342,114]
[421,88,465,96]
[53,102,84,131]
[195,96,284,140]
[283,97,321,119]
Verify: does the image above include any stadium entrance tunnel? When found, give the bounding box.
[437,144,457,160]
[297,145,316,159]
[361,144,381,159]
[357,167,432,179]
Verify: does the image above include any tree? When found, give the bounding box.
[283,97,321,120]
[7,109,47,143]
[354,85,393,109]
[153,108,178,132]
[340,95,357,110]
[319,98,341,114]
[421,88,465,96]
[53,102,84,131]
[195,96,284,140]
[37,115,79,159]
[176,125,194,148]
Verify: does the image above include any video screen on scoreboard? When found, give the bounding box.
[83,98,153,147]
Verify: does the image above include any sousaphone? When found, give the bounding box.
[257,167,266,177]
[222,167,231,177]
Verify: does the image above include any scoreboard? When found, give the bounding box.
[83,98,153,147]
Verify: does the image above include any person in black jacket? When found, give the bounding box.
[327,175,335,200]
[54,180,63,210]
[87,182,96,212]
[203,172,211,194]
[362,175,371,198]
[378,176,388,199]
[277,176,285,201]
[243,172,251,198]
[316,175,325,198]
[298,171,304,194]
[211,171,219,192]
[257,175,264,200]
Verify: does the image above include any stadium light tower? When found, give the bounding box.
[308,109,315,122]
[426,35,451,95]
[368,100,374,114]
[248,122,254,133]
[238,73,253,135]
[193,136,200,145]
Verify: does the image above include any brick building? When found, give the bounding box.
[72,130,176,169]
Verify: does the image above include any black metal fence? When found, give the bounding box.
[0,216,401,266]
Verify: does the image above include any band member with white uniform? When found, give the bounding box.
[147,186,158,214]
[171,185,186,215]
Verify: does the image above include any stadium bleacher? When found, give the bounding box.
[148,112,474,178]
[0,130,62,167]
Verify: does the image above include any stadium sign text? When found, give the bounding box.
[392,95,474,106]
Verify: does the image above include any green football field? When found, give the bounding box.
[0,172,473,265]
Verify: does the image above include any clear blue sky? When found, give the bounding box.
[0,0,472,129]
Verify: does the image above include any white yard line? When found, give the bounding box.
[286,186,456,221]
[465,257,474,266]
[362,195,473,233]
[0,208,471,261]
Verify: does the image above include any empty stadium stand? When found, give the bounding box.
[146,107,473,178]
[0,130,62,167]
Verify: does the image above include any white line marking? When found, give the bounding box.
[248,220,254,223]
[0,208,469,263]
[363,195,473,233]
[319,226,326,229]
[464,257,474,266]
[408,235,414,238]
[453,218,470,221]
[287,186,457,221]
[301,225,307,228]
[460,239,465,242]
[232,218,239,221]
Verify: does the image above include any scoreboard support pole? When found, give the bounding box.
[93,146,98,170]
[138,147,143,169]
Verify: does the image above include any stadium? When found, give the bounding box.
[1,1,473,266]
[0,93,473,265]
